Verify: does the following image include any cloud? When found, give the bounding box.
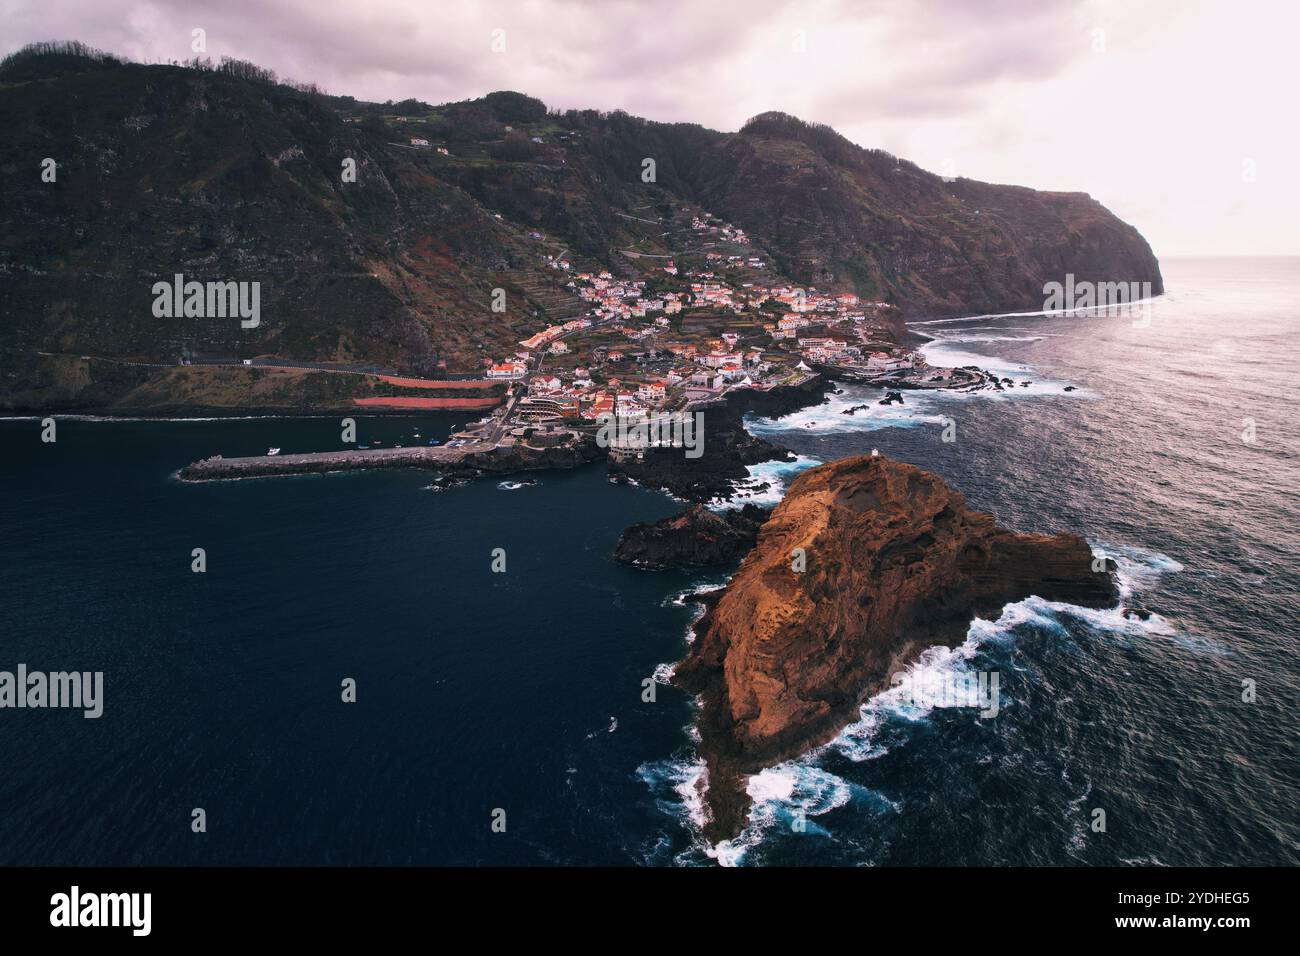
[1,0,1090,127]
[3,0,1297,253]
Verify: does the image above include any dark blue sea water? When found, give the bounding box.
[1,257,1296,866]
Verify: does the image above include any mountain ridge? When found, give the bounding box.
[0,43,1162,412]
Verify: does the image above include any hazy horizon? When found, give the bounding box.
[4,0,1297,258]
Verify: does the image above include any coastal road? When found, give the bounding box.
[479,392,520,444]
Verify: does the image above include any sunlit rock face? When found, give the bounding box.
[674,454,1117,841]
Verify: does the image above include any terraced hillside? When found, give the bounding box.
[0,43,1162,412]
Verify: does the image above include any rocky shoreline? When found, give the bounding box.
[614,504,770,569]
[171,378,832,495]
[670,455,1120,842]
[607,377,827,501]
[170,364,1120,849]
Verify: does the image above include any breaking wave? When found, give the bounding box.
[647,543,1190,864]
[712,454,822,509]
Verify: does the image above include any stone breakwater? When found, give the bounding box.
[178,437,600,482]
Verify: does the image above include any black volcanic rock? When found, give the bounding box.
[607,378,826,502]
[614,504,769,569]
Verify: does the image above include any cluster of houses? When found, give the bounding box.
[499,313,823,427]
[566,271,685,322]
[488,316,596,377]
[793,335,914,372]
[527,376,654,423]
[483,206,917,421]
[704,250,766,271]
[778,308,917,373]
[513,344,786,426]
[691,215,749,244]
[519,317,592,352]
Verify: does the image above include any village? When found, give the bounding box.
[474,209,952,438]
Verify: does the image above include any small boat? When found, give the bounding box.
[427,439,440,446]
[358,445,369,450]
[266,447,281,456]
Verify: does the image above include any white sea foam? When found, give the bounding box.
[1103,544,1186,599]
[918,340,1088,398]
[637,756,710,832]
[746,391,945,437]
[712,543,1189,855]
[745,352,1085,444]
[940,334,1045,344]
[637,748,873,866]
[664,579,725,645]
[908,296,1160,328]
[711,454,822,509]
[708,763,859,866]
[663,580,728,607]
[947,326,1062,336]
[829,631,1009,763]
[733,316,1092,464]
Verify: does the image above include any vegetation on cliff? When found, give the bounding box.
[2,43,1162,411]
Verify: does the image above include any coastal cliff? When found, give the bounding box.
[1,46,1161,412]
[673,455,1118,841]
[614,504,769,568]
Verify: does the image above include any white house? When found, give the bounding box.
[488,362,527,379]
[637,382,667,404]
[866,352,913,372]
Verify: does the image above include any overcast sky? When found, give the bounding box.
[5,0,1297,256]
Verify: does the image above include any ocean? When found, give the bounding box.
[1,257,1296,866]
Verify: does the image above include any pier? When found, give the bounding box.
[179,429,595,482]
